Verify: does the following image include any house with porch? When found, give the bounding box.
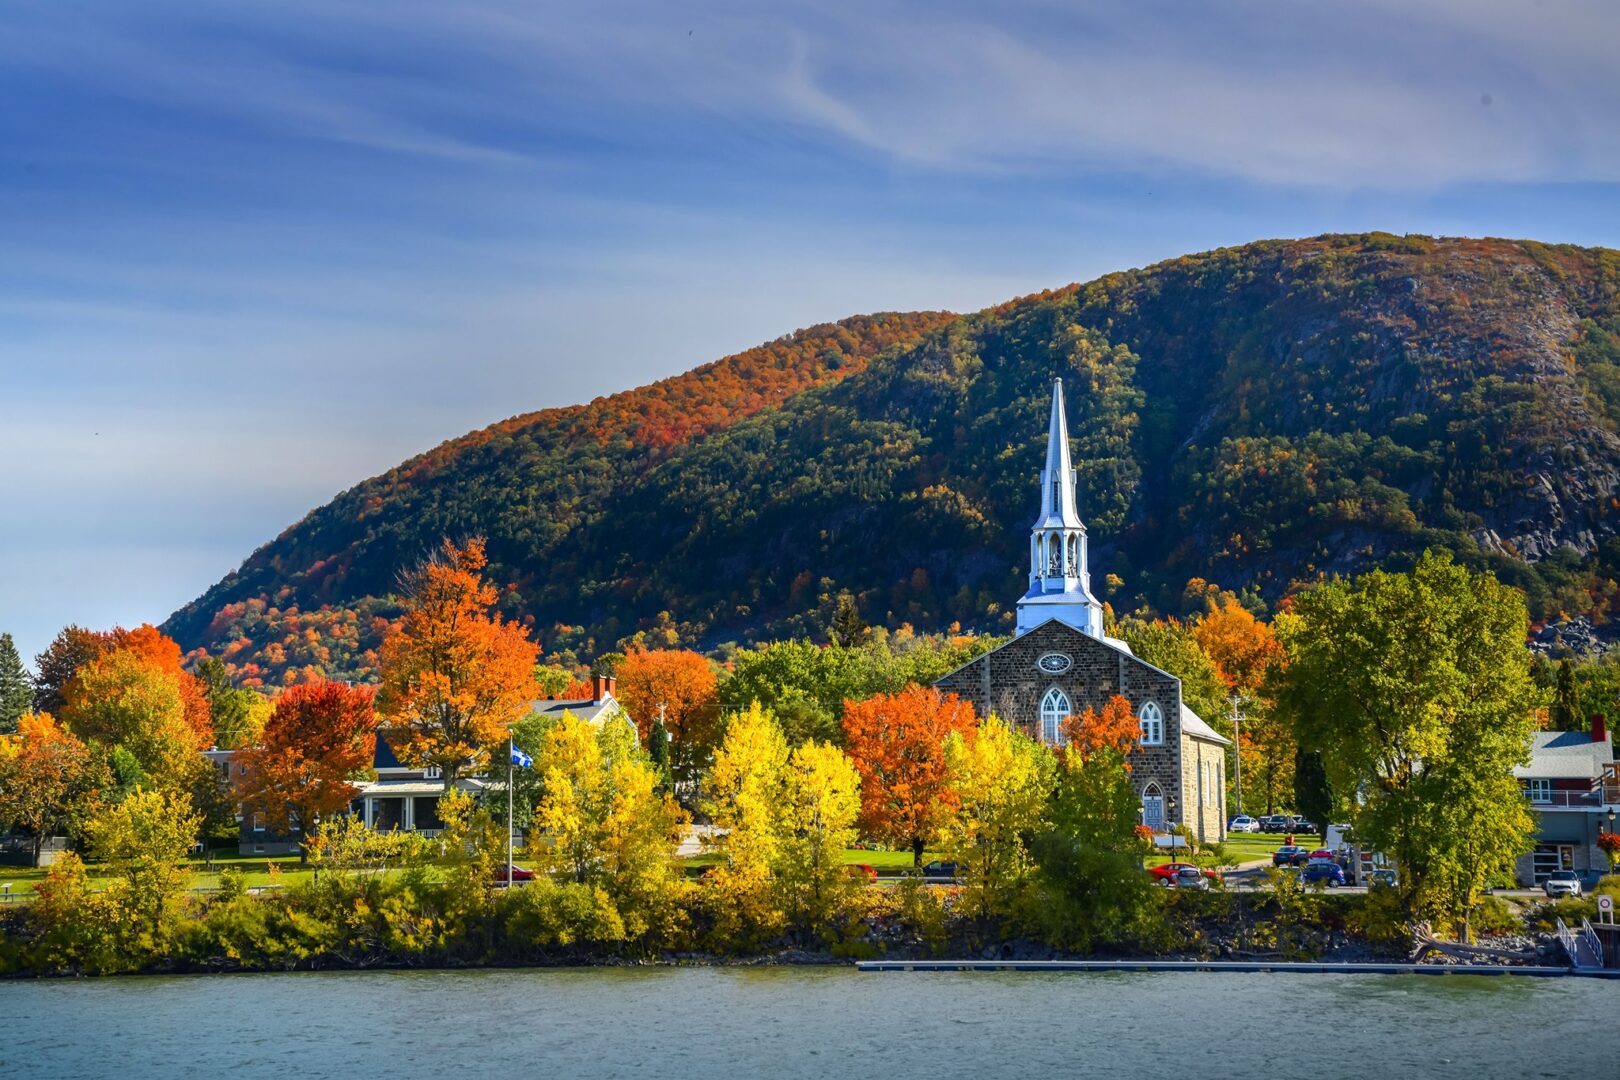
[1513,715,1618,886]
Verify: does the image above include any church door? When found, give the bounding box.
[1142,786,1166,830]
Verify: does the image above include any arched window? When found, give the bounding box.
[1139,701,1164,746]
[1067,534,1079,575]
[1040,687,1070,746]
[1047,534,1062,576]
[1142,782,1165,830]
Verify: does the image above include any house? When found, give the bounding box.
[934,378,1231,843]
[222,675,636,854]
[1513,715,1618,886]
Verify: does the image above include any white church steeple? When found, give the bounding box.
[1016,378,1105,637]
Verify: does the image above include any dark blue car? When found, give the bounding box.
[1299,860,1346,887]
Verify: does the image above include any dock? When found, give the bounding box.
[856,959,1618,978]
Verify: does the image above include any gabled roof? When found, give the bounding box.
[530,695,627,727]
[1514,729,1614,780]
[934,617,1184,688]
[1180,704,1231,746]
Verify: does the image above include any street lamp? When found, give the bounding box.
[1230,695,1244,820]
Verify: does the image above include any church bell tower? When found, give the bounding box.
[1015,378,1105,637]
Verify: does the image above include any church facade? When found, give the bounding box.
[935,379,1230,842]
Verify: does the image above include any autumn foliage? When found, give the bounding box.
[1061,694,1140,765]
[613,645,719,750]
[841,684,979,865]
[236,681,380,839]
[377,538,541,783]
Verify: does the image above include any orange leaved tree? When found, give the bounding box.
[614,645,719,790]
[236,681,379,850]
[1061,694,1140,765]
[1193,594,1291,814]
[377,538,540,786]
[841,684,979,866]
[0,712,110,864]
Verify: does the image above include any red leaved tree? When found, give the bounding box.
[236,680,379,850]
[842,684,979,866]
[1061,694,1140,766]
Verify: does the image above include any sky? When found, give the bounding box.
[2,0,1619,667]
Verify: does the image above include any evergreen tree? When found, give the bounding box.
[828,591,868,648]
[1553,658,1583,730]
[0,632,32,734]
[1293,747,1333,843]
[648,717,674,796]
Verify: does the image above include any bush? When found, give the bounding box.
[1467,896,1521,938]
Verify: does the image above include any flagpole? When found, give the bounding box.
[507,737,514,889]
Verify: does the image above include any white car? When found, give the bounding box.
[1543,870,1583,898]
[1228,816,1260,834]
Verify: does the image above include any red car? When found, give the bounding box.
[1148,862,1219,885]
[846,863,878,884]
[493,864,535,886]
[1308,848,1335,863]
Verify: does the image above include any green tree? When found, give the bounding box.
[532,664,576,699]
[1276,552,1539,930]
[83,788,201,951]
[0,632,32,734]
[1114,616,1228,727]
[828,591,868,647]
[1552,658,1582,730]
[1293,748,1333,843]
[194,656,267,749]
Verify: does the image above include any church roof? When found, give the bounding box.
[1180,704,1231,746]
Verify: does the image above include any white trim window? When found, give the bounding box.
[1139,701,1164,746]
[424,765,443,781]
[1040,687,1070,746]
[1525,778,1552,804]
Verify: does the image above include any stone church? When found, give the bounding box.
[935,379,1231,842]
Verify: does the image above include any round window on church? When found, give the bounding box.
[1037,653,1072,675]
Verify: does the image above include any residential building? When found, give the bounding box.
[1513,715,1618,885]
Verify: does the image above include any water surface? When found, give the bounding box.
[2,966,1609,1079]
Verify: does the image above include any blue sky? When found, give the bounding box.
[2,0,1618,667]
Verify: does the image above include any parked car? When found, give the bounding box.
[1367,869,1399,890]
[921,860,960,881]
[493,864,535,886]
[1289,817,1316,834]
[1299,860,1346,887]
[1271,845,1311,867]
[1173,866,1211,891]
[1259,815,1291,833]
[1228,815,1260,833]
[846,863,878,884]
[1543,870,1583,898]
[1149,861,1220,885]
[1307,848,1335,863]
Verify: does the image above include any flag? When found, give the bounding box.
[510,745,533,769]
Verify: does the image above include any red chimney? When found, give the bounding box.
[1593,714,1608,745]
[591,674,616,705]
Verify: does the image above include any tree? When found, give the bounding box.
[1035,700,1154,949]
[1113,616,1227,729]
[60,647,205,792]
[83,788,201,949]
[828,591,868,647]
[376,538,541,786]
[1195,595,1291,814]
[32,625,104,715]
[532,664,576,699]
[700,702,789,947]
[194,656,269,749]
[777,740,862,931]
[942,715,1056,919]
[529,711,688,944]
[235,681,380,850]
[841,685,979,866]
[1552,658,1582,730]
[1276,552,1539,929]
[0,632,32,734]
[1293,748,1333,843]
[0,712,110,864]
[612,645,719,793]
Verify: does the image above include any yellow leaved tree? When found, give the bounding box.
[777,740,862,932]
[700,701,788,948]
[944,716,1056,919]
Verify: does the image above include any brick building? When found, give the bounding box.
[935,378,1230,842]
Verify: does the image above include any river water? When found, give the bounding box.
[1,967,1611,1079]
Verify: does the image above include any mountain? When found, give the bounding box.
[165,234,1620,685]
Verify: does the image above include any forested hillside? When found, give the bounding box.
[165,235,1620,685]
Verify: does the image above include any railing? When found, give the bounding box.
[1526,789,1605,809]
[1580,918,1605,968]
[1555,917,1579,967]
[1602,764,1619,806]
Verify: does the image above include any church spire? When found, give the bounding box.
[1016,377,1104,638]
